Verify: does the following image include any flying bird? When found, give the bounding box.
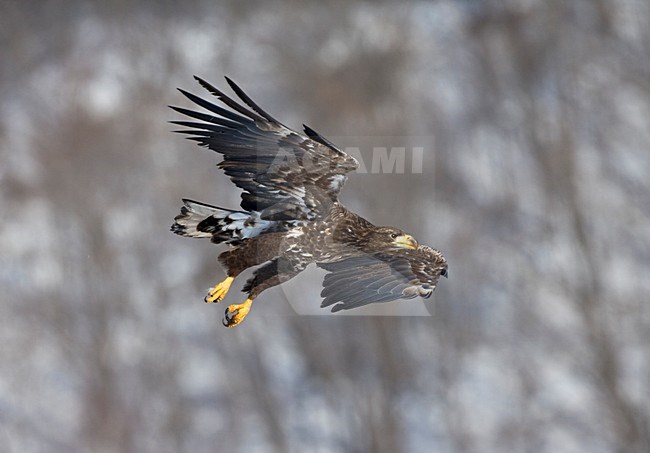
[171,76,448,327]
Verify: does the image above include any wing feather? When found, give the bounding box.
[319,246,447,312]
[225,76,280,123]
[194,76,268,123]
[171,77,358,221]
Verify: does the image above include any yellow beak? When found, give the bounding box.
[394,234,418,250]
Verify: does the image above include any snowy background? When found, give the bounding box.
[1,0,649,451]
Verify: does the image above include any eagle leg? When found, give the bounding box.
[243,258,306,297]
[223,298,253,327]
[212,234,287,306]
[221,259,306,327]
[204,276,234,303]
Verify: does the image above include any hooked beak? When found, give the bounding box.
[394,234,418,250]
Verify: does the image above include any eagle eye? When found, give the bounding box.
[440,268,448,278]
[390,232,399,239]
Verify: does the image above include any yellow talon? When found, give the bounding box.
[204,276,234,303]
[223,298,253,327]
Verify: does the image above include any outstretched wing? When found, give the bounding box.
[319,246,447,312]
[171,76,358,222]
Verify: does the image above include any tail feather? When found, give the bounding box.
[171,199,276,243]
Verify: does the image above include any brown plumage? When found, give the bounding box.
[171,76,448,326]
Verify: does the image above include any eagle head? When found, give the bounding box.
[372,227,419,250]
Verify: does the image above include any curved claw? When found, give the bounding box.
[205,276,234,303]
[223,298,253,327]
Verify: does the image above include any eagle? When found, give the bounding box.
[171,76,448,327]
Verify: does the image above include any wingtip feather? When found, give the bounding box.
[195,75,224,97]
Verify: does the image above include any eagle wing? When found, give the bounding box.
[171,77,358,222]
[319,246,447,312]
